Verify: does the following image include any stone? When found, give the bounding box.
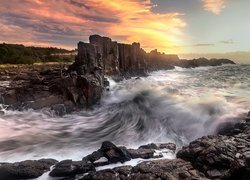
[100,141,131,163]
[139,143,158,150]
[0,159,58,180]
[49,160,95,177]
[177,122,250,179]
[159,143,176,151]
[82,169,117,180]
[138,143,176,152]
[0,110,4,115]
[216,121,248,136]
[81,159,207,180]
[127,148,155,159]
[51,104,67,116]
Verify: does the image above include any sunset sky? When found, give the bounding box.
[0,0,250,63]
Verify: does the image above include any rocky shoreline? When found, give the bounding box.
[0,35,242,180]
[0,35,235,112]
[0,113,249,179]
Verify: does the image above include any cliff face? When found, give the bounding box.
[89,35,119,75]
[0,35,236,111]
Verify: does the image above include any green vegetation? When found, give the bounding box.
[0,43,76,64]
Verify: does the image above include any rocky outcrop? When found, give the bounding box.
[83,159,207,180]
[178,57,235,68]
[177,118,250,179]
[89,35,119,75]
[0,159,58,180]
[118,42,147,76]
[147,49,179,71]
[0,35,236,111]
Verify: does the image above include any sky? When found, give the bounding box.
[0,0,250,63]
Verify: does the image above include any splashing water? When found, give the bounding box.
[0,64,249,162]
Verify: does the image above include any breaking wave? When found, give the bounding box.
[0,64,249,162]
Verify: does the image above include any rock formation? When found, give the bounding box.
[0,35,236,111]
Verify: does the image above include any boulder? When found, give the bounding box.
[216,121,248,136]
[49,160,95,177]
[82,141,131,166]
[99,141,131,163]
[0,159,58,180]
[138,142,176,152]
[81,159,207,180]
[127,148,156,159]
[177,124,250,179]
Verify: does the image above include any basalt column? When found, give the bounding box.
[68,41,104,107]
[118,43,147,75]
[89,35,119,75]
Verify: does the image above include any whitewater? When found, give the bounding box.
[0,64,249,162]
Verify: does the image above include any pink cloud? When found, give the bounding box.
[202,0,226,14]
[0,0,186,53]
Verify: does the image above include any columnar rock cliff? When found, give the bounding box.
[0,35,235,111]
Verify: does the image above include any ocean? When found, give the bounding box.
[0,64,249,162]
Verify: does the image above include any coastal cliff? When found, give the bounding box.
[0,35,235,111]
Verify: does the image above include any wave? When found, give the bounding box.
[0,65,249,162]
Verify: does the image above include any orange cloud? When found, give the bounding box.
[0,0,186,53]
[202,0,226,14]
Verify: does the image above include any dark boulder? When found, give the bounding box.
[82,169,117,180]
[0,159,58,180]
[127,148,156,159]
[82,159,207,180]
[139,143,158,150]
[99,141,131,163]
[82,141,131,166]
[49,159,95,177]
[216,121,248,136]
[51,104,67,116]
[138,142,176,152]
[177,125,250,179]
[159,143,176,151]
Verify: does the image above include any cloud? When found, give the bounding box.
[220,39,234,44]
[0,0,186,53]
[202,0,226,14]
[194,43,214,47]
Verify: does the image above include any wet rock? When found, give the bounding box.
[82,141,131,167]
[113,165,133,176]
[159,143,176,151]
[82,169,117,180]
[131,159,207,179]
[139,143,158,150]
[51,104,67,116]
[49,160,95,177]
[177,124,250,179]
[82,159,207,180]
[100,141,131,163]
[216,121,248,136]
[83,150,104,163]
[0,159,58,180]
[127,148,155,159]
[138,142,176,152]
[0,110,4,115]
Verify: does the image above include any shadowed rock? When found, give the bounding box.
[49,160,95,177]
[0,159,58,180]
